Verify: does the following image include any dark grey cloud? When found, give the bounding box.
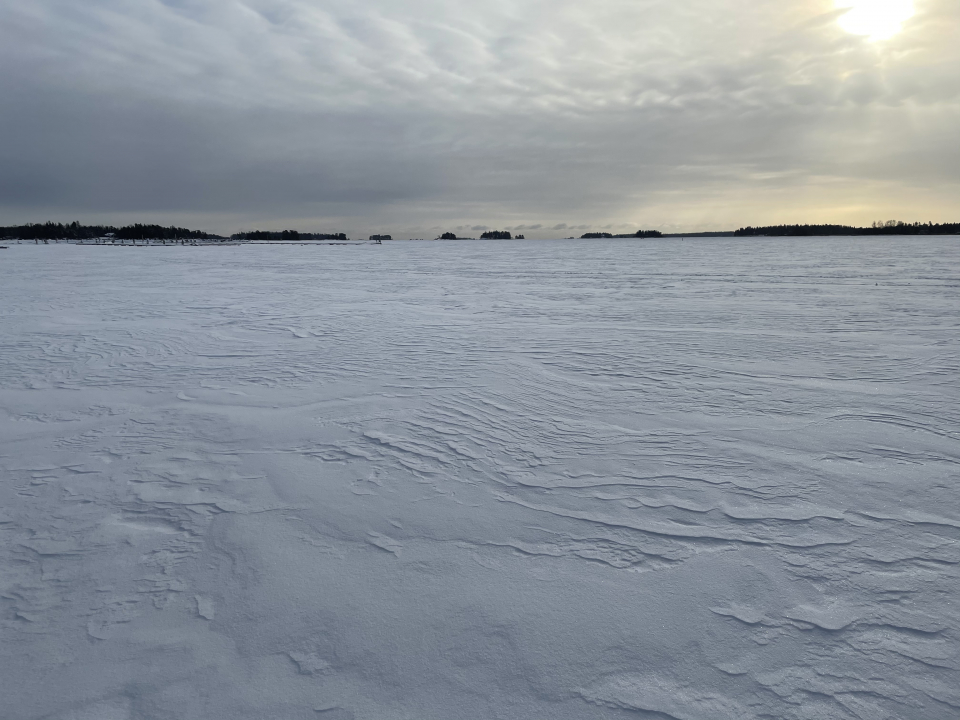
[1,0,957,236]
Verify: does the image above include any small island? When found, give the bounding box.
[581,230,663,239]
[232,230,348,241]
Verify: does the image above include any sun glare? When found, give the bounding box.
[835,0,915,40]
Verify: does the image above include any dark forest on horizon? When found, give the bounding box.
[2,220,959,242]
[0,222,221,241]
[735,221,960,236]
[232,230,348,241]
[581,231,663,238]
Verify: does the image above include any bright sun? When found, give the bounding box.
[835,0,915,40]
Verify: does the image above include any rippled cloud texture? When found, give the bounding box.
[1,0,957,235]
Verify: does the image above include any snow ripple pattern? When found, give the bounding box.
[1,238,958,720]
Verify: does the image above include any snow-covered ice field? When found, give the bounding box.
[1,237,958,720]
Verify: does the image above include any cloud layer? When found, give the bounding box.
[1,0,958,235]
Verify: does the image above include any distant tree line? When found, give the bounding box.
[581,230,663,239]
[0,221,214,240]
[0,221,219,240]
[440,232,458,239]
[1,221,114,240]
[231,230,348,241]
[480,231,512,239]
[116,224,219,240]
[735,221,960,237]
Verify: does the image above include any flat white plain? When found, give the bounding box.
[1,237,958,720]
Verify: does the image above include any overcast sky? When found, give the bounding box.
[1,0,957,237]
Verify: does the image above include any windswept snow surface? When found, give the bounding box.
[1,238,958,720]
